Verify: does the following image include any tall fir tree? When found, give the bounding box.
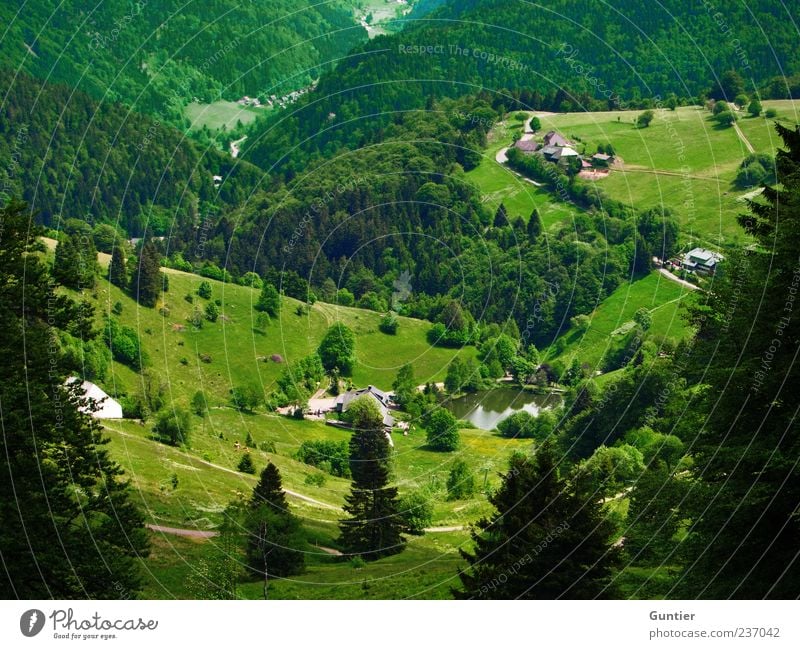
[53,232,96,290]
[527,208,543,242]
[108,245,127,288]
[454,442,620,599]
[251,462,289,513]
[244,463,304,583]
[339,396,406,559]
[130,240,162,307]
[493,203,509,227]
[0,200,148,598]
[677,124,800,598]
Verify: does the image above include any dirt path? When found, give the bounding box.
[230,135,247,158]
[615,165,720,181]
[425,525,467,533]
[733,121,755,154]
[147,524,218,539]
[103,424,339,511]
[658,267,699,291]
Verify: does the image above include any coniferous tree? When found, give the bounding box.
[108,245,127,288]
[130,240,162,307]
[0,200,148,598]
[245,462,304,583]
[339,397,406,559]
[251,462,289,513]
[53,232,96,290]
[527,209,542,242]
[493,203,509,227]
[454,442,620,599]
[677,124,800,598]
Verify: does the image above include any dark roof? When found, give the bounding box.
[543,130,570,147]
[514,139,540,152]
[336,386,394,427]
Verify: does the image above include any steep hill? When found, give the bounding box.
[0,70,261,234]
[0,0,366,128]
[242,0,799,172]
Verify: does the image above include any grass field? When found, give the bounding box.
[66,248,478,412]
[184,100,265,131]
[465,112,582,228]
[481,100,800,248]
[546,271,695,369]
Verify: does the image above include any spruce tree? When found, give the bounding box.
[0,200,148,598]
[527,209,543,242]
[54,233,96,289]
[677,124,800,598]
[493,203,509,227]
[454,442,620,599]
[130,240,162,307]
[108,245,127,288]
[251,462,289,513]
[245,462,304,582]
[339,396,406,559]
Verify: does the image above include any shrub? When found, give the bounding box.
[112,301,123,316]
[197,280,212,299]
[259,440,277,453]
[294,439,350,477]
[205,302,219,322]
[398,490,434,534]
[304,472,326,487]
[191,390,208,416]
[379,312,399,335]
[446,459,476,500]
[765,108,777,118]
[153,407,192,447]
[231,384,261,412]
[425,408,460,451]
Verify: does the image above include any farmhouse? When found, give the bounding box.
[512,128,614,175]
[591,152,612,167]
[542,130,571,147]
[66,377,123,419]
[335,385,395,429]
[681,247,724,275]
[513,139,540,153]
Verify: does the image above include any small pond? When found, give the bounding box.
[444,387,560,430]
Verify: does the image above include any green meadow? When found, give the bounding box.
[480,100,800,248]
[546,271,695,369]
[184,100,265,132]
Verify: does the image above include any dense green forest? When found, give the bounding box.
[242,0,799,174]
[0,70,261,235]
[0,0,365,128]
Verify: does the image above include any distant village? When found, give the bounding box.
[237,79,317,111]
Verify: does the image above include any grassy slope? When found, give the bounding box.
[547,272,695,369]
[476,100,799,248]
[71,247,478,409]
[184,101,266,132]
[43,243,532,598]
[465,113,582,227]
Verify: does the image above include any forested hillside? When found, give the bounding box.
[243,0,799,174]
[0,0,365,127]
[0,71,261,235]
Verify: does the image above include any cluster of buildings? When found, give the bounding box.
[674,247,724,275]
[514,130,614,172]
[240,81,317,111]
